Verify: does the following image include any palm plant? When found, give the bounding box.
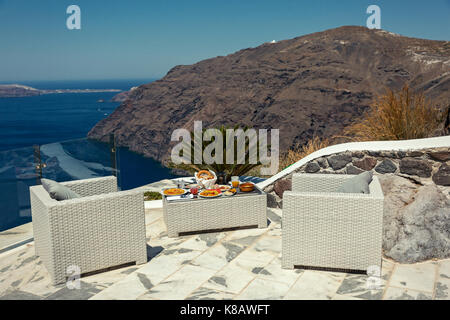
[168,125,266,181]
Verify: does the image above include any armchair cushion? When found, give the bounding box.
[41,178,81,201]
[336,171,373,194]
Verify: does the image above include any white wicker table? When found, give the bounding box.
[163,187,267,237]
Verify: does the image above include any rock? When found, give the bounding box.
[433,163,450,186]
[317,157,328,168]
[353,157,377,171]
[273,179,292,199]
[305,162,320,173]
[346,165,364,175]
[353,151,366,159]
[267,192,280,208]
[379,151,395,158]
[428,150,450,162]
[327,153,352,170]
[387,185,450,263]
[400,158,432,178]
[396,151,406,158]
[375,159,397,174]
[407,151,424,157]
[379,175,418,255]
[396,173,425,186]
[381,178,450,263]
[368,151,381,157]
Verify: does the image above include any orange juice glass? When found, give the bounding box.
[231,176,239,188]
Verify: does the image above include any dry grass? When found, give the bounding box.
[279,136,330,171]
[345,85,442,141]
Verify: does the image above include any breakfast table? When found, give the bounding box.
[162,183,267,237]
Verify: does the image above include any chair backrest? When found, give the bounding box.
[59,176,117,197]
[292,173,354,193]
[292,173,384,197]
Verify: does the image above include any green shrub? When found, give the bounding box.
[144,191,162,201]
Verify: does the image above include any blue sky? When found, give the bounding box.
[0,0,449,82]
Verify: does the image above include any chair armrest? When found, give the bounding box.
[29,185,58,275]
[30,185,58,207]
[369,176,384,199]
[51,188,143,207]
[60,176,117,197]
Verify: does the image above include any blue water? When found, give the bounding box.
[0,79,177,231]
[0,79,150,151]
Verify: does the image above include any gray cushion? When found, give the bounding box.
[336,171,373,194]
[41,178,81,201]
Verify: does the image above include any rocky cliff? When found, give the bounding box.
[88,26,450,163]
[0,84,40,97]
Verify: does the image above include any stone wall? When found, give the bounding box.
[263,146,450,263]
[265,147,450,207]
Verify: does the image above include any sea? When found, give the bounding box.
[0,79,177,231]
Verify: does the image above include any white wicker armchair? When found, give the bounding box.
[30,176,147,285]
[282,173,384,273]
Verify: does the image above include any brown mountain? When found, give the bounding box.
[88,26,450,163]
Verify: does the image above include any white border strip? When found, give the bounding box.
[257,135,450,190]
[144,200,163,209]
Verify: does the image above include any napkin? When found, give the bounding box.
[166,194,194,201]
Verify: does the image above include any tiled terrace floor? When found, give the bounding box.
[0,208,448,300]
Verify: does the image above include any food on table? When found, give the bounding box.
[199,189,221,198]
[163,188,186,196]
[217,185,231,191]
[196,170,215,180]
[239,182,255,192]
[190,187,199,195]
[224,188,237,196]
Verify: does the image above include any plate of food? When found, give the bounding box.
[223,188,237,196]
[162,188,187,196]
[216,185,231,192]
[199,189,222,198]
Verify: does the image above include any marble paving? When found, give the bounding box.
[0,207,448,300]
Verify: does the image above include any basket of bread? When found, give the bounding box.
[195,170,217,189]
